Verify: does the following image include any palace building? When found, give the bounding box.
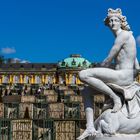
[0,54,91,85]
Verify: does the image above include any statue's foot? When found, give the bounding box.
[96,131,104,137]
[104,133,112,137]
[111,99,122,113]
[76,128,97,140]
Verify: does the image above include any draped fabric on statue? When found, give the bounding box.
[107,82,140,119]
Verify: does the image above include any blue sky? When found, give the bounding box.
[0,0,140,63]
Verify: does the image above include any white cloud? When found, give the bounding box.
[13,58,21,61]
[1,47,16,54]
[20,60,30,63]
[6,58,30,63]
[9,58,30,63]
[136,36,140,47]
[12,58,21,63]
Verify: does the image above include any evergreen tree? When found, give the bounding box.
[0,55,5,64]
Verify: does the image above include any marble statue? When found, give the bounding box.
[77,8,140,140]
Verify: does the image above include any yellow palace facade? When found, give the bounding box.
[0,54,92,85]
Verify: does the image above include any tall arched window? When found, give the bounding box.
[14,75,19,83]
[25,75,29,84]
[71,75,76,84]
[35,75,41,84]
[59,76,64,84]
[48,76,52,84]
[4,75,9,83]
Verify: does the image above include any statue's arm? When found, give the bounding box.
[134,58,140,77]
[134,58,140,69]
[101,43,122,67]
[101,32,129,67]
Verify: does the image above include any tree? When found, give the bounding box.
[0,55,5,64]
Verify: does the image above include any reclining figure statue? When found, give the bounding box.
[77,8,140,140]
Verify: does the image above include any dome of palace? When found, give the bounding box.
[58,54,92,69]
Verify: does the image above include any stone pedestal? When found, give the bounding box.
[88,135,140,140]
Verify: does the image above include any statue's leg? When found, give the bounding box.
[100,110,121,135]
[99,119,115,135]
[100,109,120,134]
[79,68,126,113]
[77,86,97,140]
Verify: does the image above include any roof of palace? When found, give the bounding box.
[58,54,92,69]
[0,54,93,71]
[0,63,57,71]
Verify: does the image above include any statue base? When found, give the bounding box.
[88,134,140,140]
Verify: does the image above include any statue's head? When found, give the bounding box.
[104,8,131,31]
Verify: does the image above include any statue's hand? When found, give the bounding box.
[101,59,110,67]
[134,69,140,78]
[100,62,106,67]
